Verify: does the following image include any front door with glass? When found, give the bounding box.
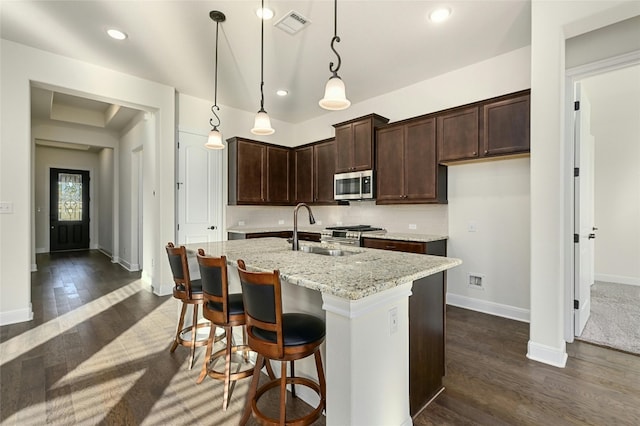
[50,168,90,252]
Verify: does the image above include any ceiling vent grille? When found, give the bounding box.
[274,10,311,35]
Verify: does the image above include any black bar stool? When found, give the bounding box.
[195,249,254,410]
[236,259,326,426]
[165,242,210,369]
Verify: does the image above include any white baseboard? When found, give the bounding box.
[595,273,640,287]
[118,258,134,271]
[36,247,46,254]
[446,293,530,323]
[527,340,568,368]
[0,303,33,326]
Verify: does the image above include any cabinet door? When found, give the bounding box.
[405,118,437,200]
[266,146,291,204]
[294,146,313,203]
[236,140,265,203]
[352,119,374,171]
[314,139,336,203]
[334,124,353,173]
[437,106,479,162]
[375,126,404,201]
[482,93,530,156]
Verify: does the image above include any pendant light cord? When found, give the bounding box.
[329,0,342,76]
[210,19,221,129]
[259,0,266,112]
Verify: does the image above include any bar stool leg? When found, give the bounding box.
[240,354,264,426]
[290,360,296,398]
[188,304,199,369]
[171,302,187,353]
[222,325,233,410]
[280,361,287,424]
[196,324,216,384]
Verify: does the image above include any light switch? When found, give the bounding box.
[0,202,13,214]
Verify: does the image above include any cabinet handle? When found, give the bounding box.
[386,245,396,249]
[484,150,488,154]
[472,151,477,156]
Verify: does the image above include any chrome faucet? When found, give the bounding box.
[292,203,316,251]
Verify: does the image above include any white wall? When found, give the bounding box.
[0,39,176,325]
[528,0,640,367]
[447,158,531,321]
[33,146,101,253]
[98,148,114,255]
[582,67,640,286]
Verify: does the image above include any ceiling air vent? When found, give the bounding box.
[274,10,311,35]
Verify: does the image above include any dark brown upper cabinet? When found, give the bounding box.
[333,114,389,173]
[376,117,446,204]
[293,138,336,204]
[228,137,291,205]
[437,90,530,163]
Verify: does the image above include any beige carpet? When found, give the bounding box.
[578,281,640,355]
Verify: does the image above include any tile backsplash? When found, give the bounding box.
[226,202,448,235]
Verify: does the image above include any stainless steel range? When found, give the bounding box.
[320,225,386,246]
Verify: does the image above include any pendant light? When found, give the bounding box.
[251,0,275,135]
[205,10,226,149]
[319,0,350,110]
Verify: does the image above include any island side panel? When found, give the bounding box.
[409,271,446,416]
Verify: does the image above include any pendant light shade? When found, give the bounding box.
[319,0,350,111]
[205,128,224,149]
[319,75,351,110]
[206,10,226,149]
[251,0,275,135]
[252,109,275,135]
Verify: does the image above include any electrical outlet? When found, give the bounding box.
[409,224,417,230]
[278,219,285,225]
[389,307,398,334]
[0,202,13,214]
[468,221,477,232]
[468,273,485,290]
[238,220,245,226]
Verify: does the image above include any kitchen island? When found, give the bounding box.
[186,238,461,425]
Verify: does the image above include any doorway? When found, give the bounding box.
[566,57,640,346]
[49,168,90,252]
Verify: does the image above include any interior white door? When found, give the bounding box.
[177,131,224,245]
[574,83,596,336]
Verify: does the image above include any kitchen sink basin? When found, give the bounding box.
[299,245,358,256]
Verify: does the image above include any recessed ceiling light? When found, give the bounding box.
[276,90,288,96]
[256,7,274,20]
[106,28,127,40]
[429,7,451,23]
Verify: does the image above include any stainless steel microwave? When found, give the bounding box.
[334,170,374,200]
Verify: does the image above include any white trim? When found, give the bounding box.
[31,263,37,272]
[595,274,640,287]
[566,50,640,78]
[36,248,46,254]
[564,50,640,343]
[177,125,209,137]
[527,340,568,368]
[118,258,134,271]
[322,282,413,319]
[446,293,530,323]
[0,303,33,326]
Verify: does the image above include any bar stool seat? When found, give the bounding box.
[237,259,326,426]
[165,242,211,369]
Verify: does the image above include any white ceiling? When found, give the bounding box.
[1,0,532,127]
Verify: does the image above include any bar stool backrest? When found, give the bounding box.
[197,249,229,323]
[236,259,285,359]
[166,242,195,299]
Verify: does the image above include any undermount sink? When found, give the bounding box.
[299,245,358,257]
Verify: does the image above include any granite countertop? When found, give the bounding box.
[226,226,447,243]
[186,238,461,301]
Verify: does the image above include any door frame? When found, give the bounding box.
[563,50,640,342]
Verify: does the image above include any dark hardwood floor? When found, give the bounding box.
[1,250,639,425]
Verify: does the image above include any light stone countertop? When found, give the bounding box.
[186,238,461,301]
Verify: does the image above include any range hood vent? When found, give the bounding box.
[274,10,311,35]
